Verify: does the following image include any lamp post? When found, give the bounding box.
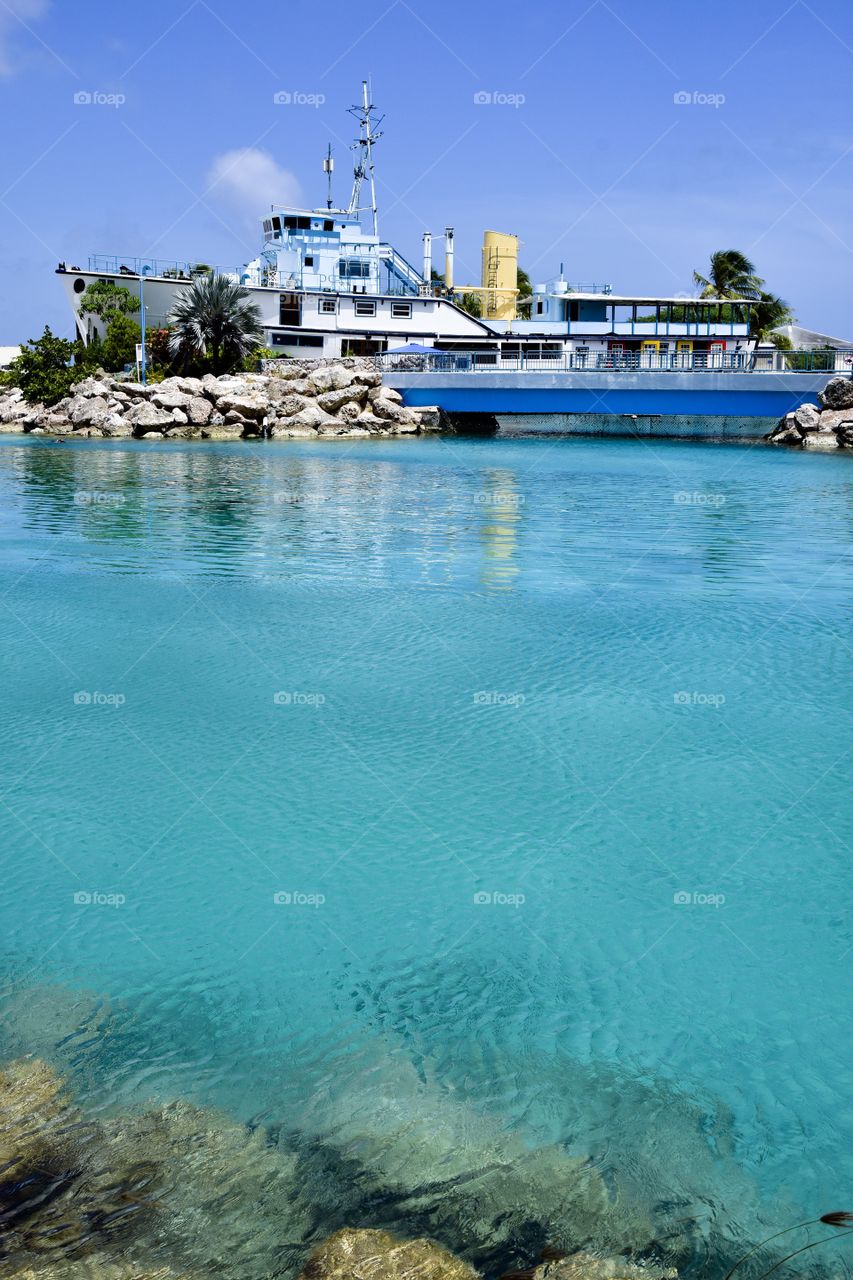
[139,265,152,384]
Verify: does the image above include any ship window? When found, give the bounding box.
[319,298,336,314]
[263,220,272,233]
[354,300,377,317]
[284,216,298,229]
[391,302,412,319]
[339,258,370,279]
[272,333,323,348]
[305,256,314,267]
[323,220,334,232]
[73,278,86,293]
[279,293,301,326]
[271,217,281,231]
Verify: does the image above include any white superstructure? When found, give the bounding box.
[57,81,757,369]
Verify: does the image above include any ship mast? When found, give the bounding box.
[347,79,383,237]
[323,144,334,210]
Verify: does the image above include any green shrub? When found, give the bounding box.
[78,280,140,323]
[101,314,141,372]
[6,327,80,405]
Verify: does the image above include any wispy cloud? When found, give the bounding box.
[206,148,302,224]
[0,0,51,76]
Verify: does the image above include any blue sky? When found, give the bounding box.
[1,0,851,341]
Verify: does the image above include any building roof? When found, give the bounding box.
[773,323,853,351]
[541,293,754,306]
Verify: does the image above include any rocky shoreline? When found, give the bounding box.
[0,358,447,441]
[766,375,853,450]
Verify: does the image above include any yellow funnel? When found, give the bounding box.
[481,230,518,321]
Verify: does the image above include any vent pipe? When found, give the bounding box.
[423,231,432,288]
[444,226,454,291]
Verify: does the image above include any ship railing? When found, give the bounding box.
[565,283,613,294]
[378,350,851,374]
[87,255,227,279]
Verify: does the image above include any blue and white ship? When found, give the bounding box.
[56,80,849,423]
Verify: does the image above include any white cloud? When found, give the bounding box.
[0,0,51,76]
[206,149,302,221]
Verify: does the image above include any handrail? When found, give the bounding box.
[379,350,851,375]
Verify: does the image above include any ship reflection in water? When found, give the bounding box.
[476,468,522,591]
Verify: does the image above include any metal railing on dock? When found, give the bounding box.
[378,350,851,375]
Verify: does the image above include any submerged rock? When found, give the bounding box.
[0,1056,75,1180]
[300,1228,478,1280]
[286,1047,652,1266]
[97,1100,312,1279]
[532,1252,676,1280]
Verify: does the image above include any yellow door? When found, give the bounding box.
[641,340,660,368]
[677,340,693,368]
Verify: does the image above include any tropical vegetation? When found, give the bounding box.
[101,313,142,372]
[1,326,96,405]
[693,249,793,349]
[78,280,140,324]
[167,274,264,375]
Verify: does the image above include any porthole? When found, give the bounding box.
[73,278,86,293]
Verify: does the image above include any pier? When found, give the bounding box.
[385,361,843,438]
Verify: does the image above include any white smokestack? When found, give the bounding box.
[423,232,432,288]
[445,226,454,291]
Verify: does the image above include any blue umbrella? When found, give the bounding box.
[385,342,442,355]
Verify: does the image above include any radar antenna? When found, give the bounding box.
[347,79,383,237]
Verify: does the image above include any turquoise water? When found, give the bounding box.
[1,435,851,1276]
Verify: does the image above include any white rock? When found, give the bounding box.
[368,385,403,405]
[69,395,108,425]
[127,402,173,428]
[217,394,267,420]
[187,397,212,425]
[309,365,355,393]
[317,386,364,414]
[793,403,821,432]
[288,404,325,429]
[153,389,193,410]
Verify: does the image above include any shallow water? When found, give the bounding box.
[0,434,851,1276]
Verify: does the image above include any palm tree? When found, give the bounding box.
[168,274,264,375]
[693,249,762,300]
[516,265,533,318]
[749,290,794,348]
